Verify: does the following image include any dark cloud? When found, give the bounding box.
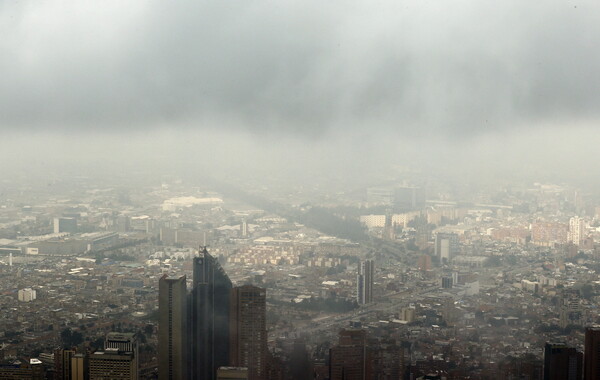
[1,1,599,138]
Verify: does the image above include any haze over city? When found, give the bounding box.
[2,1,600,186]
[2,1,600,380]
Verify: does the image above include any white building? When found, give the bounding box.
[568,216,585,246]
[359,215,386,229]
[18,288,36,302]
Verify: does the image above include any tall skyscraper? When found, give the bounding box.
[54,349,75,380]
[230,285,267,380]
[569,217,585,246]
[329,329,371,380]
[159,275,188,380]
[543,342,582,380]
[357,260,374,305]
[434,232,459,265]
[71,354,86,380]
[190,248,232,380]
[240,220,248,238]
[585,326,600,380]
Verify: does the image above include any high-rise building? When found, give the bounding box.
[329,329,372,380]
[240,221,248,238]
[434,233,459,265]
[89,349,137,380]
[288,340,312,380]
[357,260,374,305]
[543,342,582,380]
[159,275,188,380]
[441,276,453,289]
[106,333,138,377]
[190,248,232,380]
[54,349,75,380]
[569,217,585,246]
[585,326,600,380]
[230,285,267,380]
[53,217,78,234]
[559,289,582,329]
[71,354,87,380]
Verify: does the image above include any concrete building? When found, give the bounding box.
[357,260,374,305]
[18,288,36,302]
[230,285,267,380]
[105,332,138,376]
[71,354,87,380]
[329,329,371,380]
[568,217,585,246]
[54,349,75,380]
[543,342,582,380]
[54,217,78,234]
[158,275,187,380]
[584,326,600,380]
[89,349,137,380]
[434,233,459,265]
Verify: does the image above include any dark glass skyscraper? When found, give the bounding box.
[190,248,232,380]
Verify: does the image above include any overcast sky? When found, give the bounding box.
[1,1,599,186]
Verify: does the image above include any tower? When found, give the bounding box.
[159,275,188,380]
[329,329,371,380]
[543,342,582,380]
[190,248,232,380]
[71,354,86,380]
[434,232,459,265]
[240,220,248,238]
[229,285,267,380]
[585,326,600,380]
[568,217,585,246]
[54,349,75,380]
[357,260,374,305]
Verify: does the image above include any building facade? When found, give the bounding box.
[190,248,232,380]
[357,260,374,305]
[158,275,188,380]
[230,285,267,380]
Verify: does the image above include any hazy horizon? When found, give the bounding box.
[2,1,600,190]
